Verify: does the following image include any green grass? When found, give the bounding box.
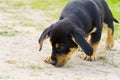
[3,0,26,7]
[3,0,120,20]
[0,31,19,36]
[30,0,69,19]
[3,0,69,19]
[107,0,120,20]
[2,0,120,39]
[5,0,119,20]
[0,26,20,36]
[107,0,120,39]
[30,63,41,70]
[12,1,26,7]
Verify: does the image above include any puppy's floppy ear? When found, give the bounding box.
[72,28,93,56]
[38,24,54,51]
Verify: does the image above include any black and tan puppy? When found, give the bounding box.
[38,0,119,67]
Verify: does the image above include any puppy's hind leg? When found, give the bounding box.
[105,23,114,50]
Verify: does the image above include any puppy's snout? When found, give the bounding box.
[50,60,57,65]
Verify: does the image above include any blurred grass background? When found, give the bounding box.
[4,0,120,19]
[0,0,120,39]
[107,0,120,39]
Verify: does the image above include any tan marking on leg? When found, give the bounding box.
[106,28,114,50]
[84,43,98,61]
[86,27,97,37]
[103,23,114,50]
[77,46,82,51]
[90,43,98,60]
[103,23,108,29]
[90,27,97,34]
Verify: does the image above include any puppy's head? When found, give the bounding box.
[38,20,93,67]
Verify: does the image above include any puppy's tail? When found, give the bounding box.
[114,18,119,23]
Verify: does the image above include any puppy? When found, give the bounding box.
[38,0,119,67]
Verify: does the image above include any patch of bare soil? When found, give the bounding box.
[0,1,120,80]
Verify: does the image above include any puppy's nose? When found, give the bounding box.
[50,60,57,65]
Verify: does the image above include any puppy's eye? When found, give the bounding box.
[58,44,65,49]
[56,46,65,53]
[58,46,64,50]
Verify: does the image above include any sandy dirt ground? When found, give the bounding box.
[0,1,120,80]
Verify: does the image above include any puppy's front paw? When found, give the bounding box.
[83,54,97,61]
[44,56,52,64]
